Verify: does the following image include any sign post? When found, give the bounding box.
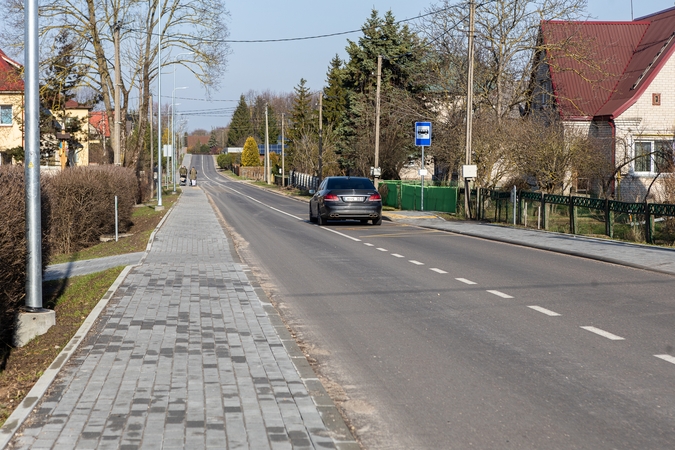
[415,122,431,211]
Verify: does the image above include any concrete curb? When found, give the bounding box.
[410,221,675,277]
[0,265,133,449]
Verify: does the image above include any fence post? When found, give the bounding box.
[645,202,653,244]
[476,188,482,220]
[569,194,577,235]
[604,198,613,237]
[541,192,548,231]
[517,191,523,225]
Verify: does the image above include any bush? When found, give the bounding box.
[217,153,232,169]
[241,137,261,166]
[47,166,138,254]
[0,166,51,352]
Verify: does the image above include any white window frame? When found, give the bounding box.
[0,105,12,126]
[632,138,675,175]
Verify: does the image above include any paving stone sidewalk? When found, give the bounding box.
[5,187,356,449]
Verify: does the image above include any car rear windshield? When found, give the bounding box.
[326,178,375,190]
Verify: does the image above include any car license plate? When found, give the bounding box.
[343,196,364,202]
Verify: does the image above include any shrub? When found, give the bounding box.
[0,166,51,352]
[241,137,261,166]
[47,166,138,254]
[217,153,232,169]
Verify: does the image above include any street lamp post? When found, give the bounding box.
[156,0,163,209]
[172,87,186,193]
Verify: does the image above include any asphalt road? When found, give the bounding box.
[194,155,675,449]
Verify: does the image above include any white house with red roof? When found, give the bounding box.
[534,7,675,202]
[0,48,24,165]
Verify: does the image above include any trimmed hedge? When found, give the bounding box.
[0,166,51,351]
[0,165,137,349]
[47,166,138,254]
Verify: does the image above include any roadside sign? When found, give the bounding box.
[415,122,431,146]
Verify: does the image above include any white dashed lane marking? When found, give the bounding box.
[528,306,561,317]
[456,278,477,285]
[391,253,405,258]
[487,290,514,299]
[580,326,625,341]
[409,260,424,265]
[655,355,675,365]
[364,243,374,247]
[430,268,447,274]
[376,248,388,252]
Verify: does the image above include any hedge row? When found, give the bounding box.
[0,165,138,349]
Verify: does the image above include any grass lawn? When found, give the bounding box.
[0,267,124,427]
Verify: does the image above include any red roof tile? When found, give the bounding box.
[542,7,675,119]
[89,111,110,137]
[0,48,23,92]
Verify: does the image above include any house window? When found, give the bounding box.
[0,105,12,125]
[652,93,661,106]
[634,140,674,173]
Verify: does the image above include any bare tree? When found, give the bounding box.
[0,0,230,171]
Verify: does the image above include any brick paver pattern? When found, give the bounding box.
[10,188,333,449]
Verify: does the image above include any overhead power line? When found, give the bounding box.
[127,6,454,44]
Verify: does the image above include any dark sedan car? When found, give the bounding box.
[309,176,383,225]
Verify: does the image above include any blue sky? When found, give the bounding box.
[174,0,675,131]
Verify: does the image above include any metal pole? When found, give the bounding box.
[464,0,475,219]
[318,93,323,182]
[265,104,270,184]
[281,112,285,187]
[374,55,382,188]
[421,146,425,211]
[156,0,163,208]
[24,0,42,309]
[150,94,154,199]
[115,196,119,242]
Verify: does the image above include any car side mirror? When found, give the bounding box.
[309,190,315,195]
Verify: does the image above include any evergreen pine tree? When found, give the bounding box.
[227,95,253,147]
[323,55,347,127]
[207,130,218,149]
[241,136,261,166]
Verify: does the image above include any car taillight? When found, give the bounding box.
[324,193,340,202]
[368,193,382,201]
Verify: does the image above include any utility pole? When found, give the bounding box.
[150,94,154,199]
[374,55,382,187]
[265,104,270,184]
[24,0,43,310]
[113,21,121,165]
[464,0,476,219]
[318,93,323,182]
[281,112,285,187]
[155,0,163,209]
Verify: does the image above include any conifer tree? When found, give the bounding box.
[241,136,261,166]
[227,95,253,147]
[323,55,347,127]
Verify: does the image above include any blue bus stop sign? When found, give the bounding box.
[415,122,431,146]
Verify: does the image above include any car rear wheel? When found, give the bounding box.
[309,205,317,223]
[372,216,382,226]
[317,213,325,226]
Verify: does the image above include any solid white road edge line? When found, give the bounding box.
[528,306,561,317]
[487,290,514,299]
[580,326,625,340]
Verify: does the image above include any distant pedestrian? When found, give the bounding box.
[190,167,197,186]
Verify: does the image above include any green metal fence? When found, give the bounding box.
[473,188,675,245]
[380,181,458,213]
